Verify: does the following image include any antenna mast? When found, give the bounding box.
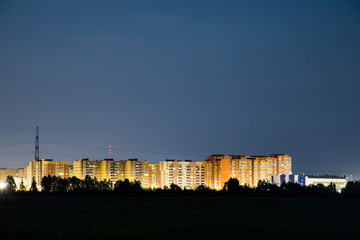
[35,127,39,161]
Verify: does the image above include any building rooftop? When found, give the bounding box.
[306,175,346,179]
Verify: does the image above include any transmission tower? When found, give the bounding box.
[35,126,39,161]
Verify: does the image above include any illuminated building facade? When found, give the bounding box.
[73,158,150,187]
[73,158,101,180]
[125,159,150,188]
[0,168,27,182]
[73,158,125,183]
[0,168,27,187]
[204,156,230,190]
[160,160,205,189]
[100,159,125,183]
[205,154,292,189]
[149,163,161,189]
[21,154,291,191]
[272,173,350,192]
[27,159,70,188]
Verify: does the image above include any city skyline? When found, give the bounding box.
[5,153,292,190]
[1,1,360,178]
[0,128,355,179]
[1,2,359,239]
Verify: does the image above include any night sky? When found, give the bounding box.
[1,1,359,178]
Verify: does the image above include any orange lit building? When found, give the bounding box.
[73,158,150,187]
[27,159,70,189]
[149,163,161,189]
[160,160,205,189]
[205,154,291,189]
[73,158,101,180]
[73,158,125,183]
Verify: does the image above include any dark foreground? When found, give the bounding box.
[0,195,359,240]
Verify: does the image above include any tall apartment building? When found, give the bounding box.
[27,159,70,188]
[160,160,205,189]
[100,159,125,182]
[73,158,101,180]
[205,154,291,189]
[149,163,161,189]
[73,158,151,187]
[125,159,150,188]
[73,158,125,182]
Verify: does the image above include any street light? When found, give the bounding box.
[0,182,6,200]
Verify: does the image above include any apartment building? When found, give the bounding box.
[125,159,150,188]
[100,159,125,183]
[73,158,151,187]
[73,158,101,180]
[73,158,125,182]
[160,160,205,189]
[205,154,292,189]
[149,163,161,189]
[27,159,70,188]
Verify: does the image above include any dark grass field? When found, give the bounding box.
[0,195,359,240]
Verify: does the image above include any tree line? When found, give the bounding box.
[2,175,360,197]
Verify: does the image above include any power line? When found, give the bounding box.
[40,151,104,159]
[0,142,33,147]
[0,163,29,168]
[41,141,206,158]
[0,152,33,158]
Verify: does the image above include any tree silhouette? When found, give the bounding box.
[55,176,69,192]
[256,180,280,196]
[280,182,303,197]
[194,185,213,195]
[341,181,360,198]
[170,183,182,192]
[114,178,143,195]
[41,175,52,193]
[69,176,81,192]
[5,176,16,192]
[223,178,240,192]
[83,175,97,191]
[195,185,211,192]
[326,182,338,196]
[99,179,112,191]
[30,177,38,192]
[19,179,26,191]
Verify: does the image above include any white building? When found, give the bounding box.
[272,173,350,192]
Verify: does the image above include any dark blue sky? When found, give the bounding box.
[1,1,359,177]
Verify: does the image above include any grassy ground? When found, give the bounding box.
[0,195,359,239]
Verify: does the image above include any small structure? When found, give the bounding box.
[272,173,351,192]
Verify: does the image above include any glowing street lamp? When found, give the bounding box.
[0,182,6,190]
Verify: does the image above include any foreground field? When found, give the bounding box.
[0,195,359,239]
